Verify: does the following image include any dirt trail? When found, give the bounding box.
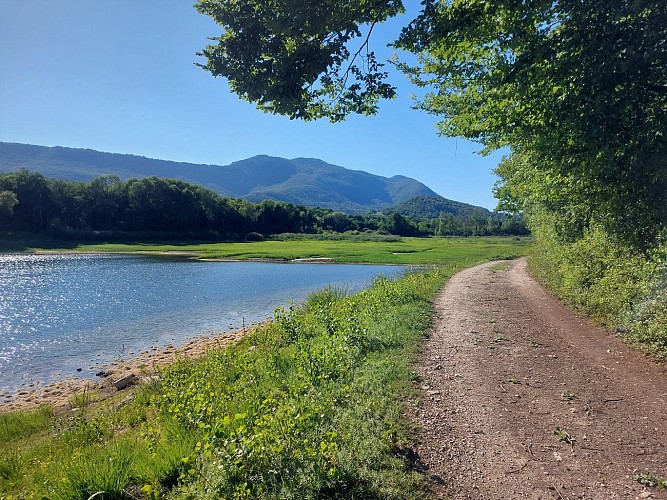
[411,258,667,499]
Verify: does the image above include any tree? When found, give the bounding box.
[466,209,487,236]
[0,169,54,230]
[84,175,126,230]
[397,0,666,247]
[48,179,87,229]
[383,212,418,236]
[435,211,459,236]
[500,215,530,236]
[0,190,18,225]
[197,0,667,247]
[195,0,403,121]
[323,211,355,232]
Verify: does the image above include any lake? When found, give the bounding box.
[0,253,406,393]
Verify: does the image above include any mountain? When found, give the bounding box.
[388,194,493,220]
[0,142,443,213]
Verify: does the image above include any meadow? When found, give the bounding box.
[1,233,531,266]
[0,236,529,498]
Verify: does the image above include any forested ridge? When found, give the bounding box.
[195,0,666,356]
[0,170,527,239]
[0,143,441,214]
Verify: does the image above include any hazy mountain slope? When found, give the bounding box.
[0,142,457,213]
[245,158,436,212]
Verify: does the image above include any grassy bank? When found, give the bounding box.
[0,232,531,265]
[0,239,527,499]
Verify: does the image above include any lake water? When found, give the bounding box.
[0,253,406,393]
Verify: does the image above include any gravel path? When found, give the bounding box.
[410,258,667,499]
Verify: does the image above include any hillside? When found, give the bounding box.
[387,194,492,219]
[0,142,444,213]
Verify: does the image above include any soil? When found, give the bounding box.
[410,258,667,499]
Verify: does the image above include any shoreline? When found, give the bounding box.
[19,249,341,264]
[28,251,408,267]
[0,326,253,414]
[0,252,407,413]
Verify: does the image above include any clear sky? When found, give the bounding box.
[0,1,505,209]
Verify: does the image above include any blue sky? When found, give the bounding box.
[0,1,505,209]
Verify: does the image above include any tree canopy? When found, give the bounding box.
[195,0,404,121]
[196,0,667,247]
[399,0,667,247]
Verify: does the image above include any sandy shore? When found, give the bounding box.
[0,327,251,414]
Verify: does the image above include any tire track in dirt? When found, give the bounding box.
[410,258,667,499]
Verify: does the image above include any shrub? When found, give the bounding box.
[245,231,265,241]
[530,224,667,357]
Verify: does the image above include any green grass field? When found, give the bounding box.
[1,233,531,266]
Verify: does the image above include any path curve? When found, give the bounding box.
[411,258,667,499]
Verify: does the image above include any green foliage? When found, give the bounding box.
[63,411,114,447]
[389,194,488,220]
[400,0,666,356]
[0,170,509,239]
[137,419,200,492]
[634,472,667,489]
[530,226,667,358]
[628,277,667,356]
[195,0,403,121]
[0,190,18,225]
[554,427,575,446]
[532,225,648,320]
[302,285,348,313]
[398,0,666,247]
[57,439,139,499]
[0,407,56,495]
[0,453,21,484]
[156,270,443,498]
[0,406,53,443]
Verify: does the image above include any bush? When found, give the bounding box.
[245,231,265,241]
[530,224,667,358]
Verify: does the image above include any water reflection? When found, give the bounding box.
[0,253,405,391]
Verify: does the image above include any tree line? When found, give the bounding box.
[0,170,527,239]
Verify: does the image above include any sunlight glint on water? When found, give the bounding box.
[0,253,405,392]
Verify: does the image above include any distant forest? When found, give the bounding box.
[0,170,528,239]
